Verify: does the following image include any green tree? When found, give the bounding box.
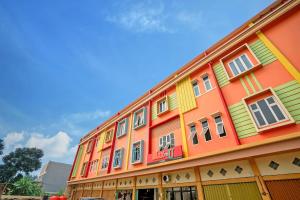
[8,177,43,196]
[0,147,43,196]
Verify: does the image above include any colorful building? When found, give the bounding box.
[67,1,300,199]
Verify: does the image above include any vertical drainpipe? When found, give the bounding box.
[209,62,240,145]
[68,144,80,181]
[107,121,118,174]
[85,135,97,178]
[148,100,152,154]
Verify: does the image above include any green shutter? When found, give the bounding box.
[72,145,83,177]
[116,122,121,137]
[228,102,257,138]
[249,39,277,65]
[133,112,137,129]
[143,107,147,125]
[274,80,300,123]
[131,144,136,163]
[124,118,129,134]
[113,151,117,168]
[213,63,230,87]
[169,92,177,110]
[152,102,158,120]
[140,140,144,162]
[119,148,124,168]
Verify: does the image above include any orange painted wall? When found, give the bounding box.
[262,6,300,71]
[184,67,238,157]
[110,115,131,174]
[127,104,149,170]
[151,86,179,127]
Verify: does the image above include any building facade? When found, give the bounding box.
[67,1,300,200]
[37,161,72,194]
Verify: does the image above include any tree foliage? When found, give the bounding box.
[0,139,3,156]
[0,147,43,183]
[8,177,43,196]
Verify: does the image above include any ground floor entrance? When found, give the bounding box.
[116,189,132,200]
[265,178,300,200]
[203,182,261,200]
[137,189,156,200]
[165,186,197,200]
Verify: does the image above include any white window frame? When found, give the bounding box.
[248,96,288,128]
[201,120,212,142]
[228,53,254,77]
[159,133,175,151]
[80,162,88,176]
[101,156,109,169]
[132,140,143,164]
[214,116,226,137]
[189,124,199,145]
[157,96,169,115]
[133,107,146,129]
[105,130,113,143]
[192,81,200,97]
[202,75,212,91]
[113,148,123,169]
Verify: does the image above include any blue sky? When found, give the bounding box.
[0,0,273,165]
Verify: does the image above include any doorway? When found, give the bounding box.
[138,189,155,200]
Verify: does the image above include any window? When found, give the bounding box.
[117,118,128,138]
[132,140,144,164]
[113,148,124,168]
[201,120,212,141]
[166,186,197,200]
[133,107,147,129]
[157,97,169,115]
[105,130,113,143]
[229,54,253,76]
[90,159,99,172]
[80,162,88,176]
[189,124,199,145]
[159,133,175,151]
[101,157,109,169]
[202,75,212,91]
[95,138,99,149]
[86,140,93,153]
[214,116,226,137]
[192,81,200,97]
[249,96,287,128]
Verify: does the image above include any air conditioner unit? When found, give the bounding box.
[162,175,171,182]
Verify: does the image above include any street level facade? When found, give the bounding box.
[67,1,300,200]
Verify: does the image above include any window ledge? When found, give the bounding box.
[157,109,169,116]
[102,145,112,151]
[133,123,146,130]
[257,120,295,133]
[229,63,262,82]
[117,133,127,139]
[131,160,143,165]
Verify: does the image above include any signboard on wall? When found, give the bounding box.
[147,145,183,165]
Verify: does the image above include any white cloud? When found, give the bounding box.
[63,110,110,123]
[176,11,205,30]
[105,1,207,33]
[2,131,77,164]
[26,131,74,159]
[3,132,24,147]
[106,2,173,33]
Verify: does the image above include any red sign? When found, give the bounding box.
[147,145,183,165]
